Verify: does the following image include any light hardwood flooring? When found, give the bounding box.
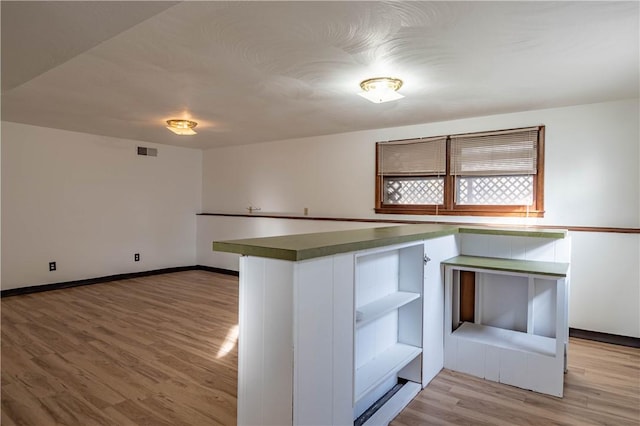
[2,271,639,425]
[391,338,640,426]
[2,271,238,426]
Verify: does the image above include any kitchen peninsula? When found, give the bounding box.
[213,224,570,426]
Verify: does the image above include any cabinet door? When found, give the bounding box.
[423,235,459,385]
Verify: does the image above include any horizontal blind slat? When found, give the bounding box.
[378,137,446,175]
[451,129,538,176]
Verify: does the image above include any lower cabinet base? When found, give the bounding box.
[359,381,422,426]
[443,258,569,399]
[444,330,565,397]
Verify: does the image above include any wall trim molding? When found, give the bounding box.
[0,265,239,298]
[197,212,640,234]
[195,265,240,277]
[569,328,639,348]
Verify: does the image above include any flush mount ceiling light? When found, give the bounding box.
[358,77,404,103]
[166,119,197,135]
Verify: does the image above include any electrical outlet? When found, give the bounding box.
[49,261,56,271]
[134,253,140,262]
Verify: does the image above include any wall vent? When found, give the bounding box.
[137,147,158,157]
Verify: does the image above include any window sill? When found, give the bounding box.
[374,207,544,218]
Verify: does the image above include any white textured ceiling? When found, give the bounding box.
[2,1,638,149]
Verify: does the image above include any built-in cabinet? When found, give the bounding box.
[218,225,570,425]
[442,256,570,397]
[353,243,423,423]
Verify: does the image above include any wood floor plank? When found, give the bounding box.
[2,270,638,425]
[30,353,126,409]
[2,382,62,426]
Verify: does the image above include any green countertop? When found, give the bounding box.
[213,224,457,261]
[442,255,569,277]
[458,226,567,239]
[212,224,568,262]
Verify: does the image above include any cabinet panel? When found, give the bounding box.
[422,234,459,386]
[294,257,342,425]
[331,254,355,425]
[356,251,399,306]
[533,278,557,338]
[238,257,294,426]
[499,348,529,389]
[456,338,486,378]
[478,272,528,332]
[527,353,563,397]
[354,242,424,422]
[459,271,475,323]
[443,256,569,397]
[484,345,500,381]
[398,299,422,347]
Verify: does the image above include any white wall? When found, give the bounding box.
[202,99,639,227]
[1,122,202,290]
[200,99,640,337]
[197,216,388,270]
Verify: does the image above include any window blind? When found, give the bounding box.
[378,137,447,176]
[451,127,539,176]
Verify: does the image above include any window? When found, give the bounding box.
[375,126,544,217]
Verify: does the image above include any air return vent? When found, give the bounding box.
[137,147,157,157]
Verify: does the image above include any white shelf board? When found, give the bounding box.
[355,343,422,402]
[356,292,420,328]
[453,322,556,357]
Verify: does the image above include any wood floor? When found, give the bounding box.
[391,338,640,426]
[1,271,239,426]
[2,271,639,426]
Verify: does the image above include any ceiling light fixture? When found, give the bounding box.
[358,77,404,103]
[166,119,198,135]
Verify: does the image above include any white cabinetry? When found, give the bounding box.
[237,254,355,426]
[237,235,459,426]
[354,243,423,422]
[228,226,569,426]
[443,256,569,397]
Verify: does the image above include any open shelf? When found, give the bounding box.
[442,255,569,278]
[453,322,556,357]
[355,343,421,402]
[356,291,420,328]
[360,381,421,426]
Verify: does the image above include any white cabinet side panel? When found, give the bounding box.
[461,234,565,263]
[524,238,556,262]
[356,251,399,307]
[460,233,489,257]
[510,236,528,260]
[456,339,486,378]
[238,257,294,426]
[331,254,355,425]
[443,266,457,371]
[423,235,459,385]
[479,273,528,332]
[527,353,563,397]
[263,259,295,425]
[238,256,263,426]
[498,348,529,390]
[293,257,336,426]
[533,278,557,338]
[484,345,500,381]
[554,235,572,263]
[487,235,513,259]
